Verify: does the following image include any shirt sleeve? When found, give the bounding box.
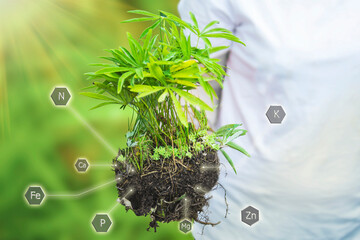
[177,0,238,62]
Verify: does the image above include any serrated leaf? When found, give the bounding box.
[220,149,237,174]
[226,141,251,157]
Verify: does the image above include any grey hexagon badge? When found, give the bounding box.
[179,219,192,233]
[75,158,89,173]
[92,214,112,233]
[25,186,46,205]
[51,87,71,106]
[266,105,286,124]
[241,206,259,226]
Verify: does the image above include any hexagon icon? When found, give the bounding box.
[51,87,71,106]
[266,105,286,124]
[241,206,259,226]
[92,214,112,233]
[75,158,89,173]
[179,219,192,234]
[25,186,45,205]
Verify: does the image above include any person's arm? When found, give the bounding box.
[178,0,238,127]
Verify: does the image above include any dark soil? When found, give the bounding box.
[113,149,220,231]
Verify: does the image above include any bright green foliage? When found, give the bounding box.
[82,10,249,173]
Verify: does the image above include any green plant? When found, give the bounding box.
[81,10,249,173]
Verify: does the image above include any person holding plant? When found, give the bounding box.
[179,0,360,239]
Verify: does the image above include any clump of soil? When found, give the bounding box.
[113,149,220,231]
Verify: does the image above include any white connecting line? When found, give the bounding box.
[68,106,117,156]
[47,178,121,198]
[91,163,114,167]
[183,197,190,219]
[107,201,120,214]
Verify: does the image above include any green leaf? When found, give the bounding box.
[142,28,153,52]
[80,92,117,102]
[158,89,168,102]
[135,68,144,79]
[167,79,197,88]
[147,58,166,84]
[127,33,143,64]
[220,149,237,174]
[169,90,188,127]
[224,129,247,144]
[226,141,251,157]
[202,37,212,47]
[128,10,160,18]
[171,65,199,79]
[189,12,199,29]
[118,47,138,66]
[129,85,160,92]
[198,77,216,101]
[90,102,119,110]
[201,20,219,33]
[81,85,96,91]
[171,88,213,111]
[118,71,135,94]
[136,87,164,98]
[216,124,242,136]
[95,67,130,74]
[170,59,197,73]
[140,20,160,39]
[155,60,176,65]
[121,17,156,23]
[159,10,193,31]
[209,46,229,54]
[203,33,246,46]
[202,27,232,34]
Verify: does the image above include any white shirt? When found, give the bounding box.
[178,1,360,239]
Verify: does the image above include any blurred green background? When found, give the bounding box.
[0,0,194,239]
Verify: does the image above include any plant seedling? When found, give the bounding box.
[81,9,250,231]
